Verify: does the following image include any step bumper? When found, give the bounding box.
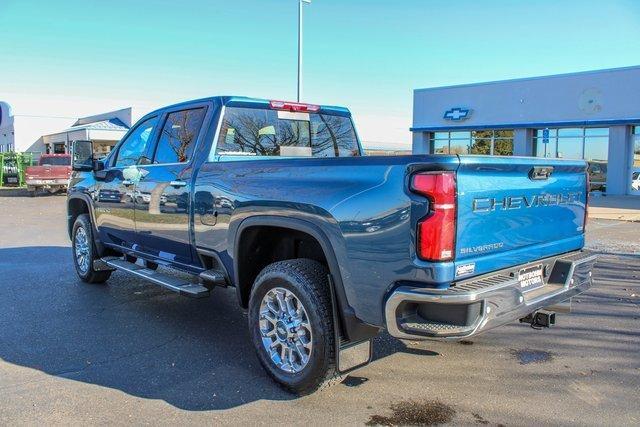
[384,250,598,340]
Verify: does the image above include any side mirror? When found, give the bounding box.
[72,140,94,171]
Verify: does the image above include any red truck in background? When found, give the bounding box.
[25,154,72,195]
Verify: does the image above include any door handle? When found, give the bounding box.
[170,180,187,188]
[122,180,134,186]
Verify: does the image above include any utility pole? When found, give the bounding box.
[298,0,311,102]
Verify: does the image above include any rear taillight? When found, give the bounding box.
[411,171,457,262]
[269,100,320,112]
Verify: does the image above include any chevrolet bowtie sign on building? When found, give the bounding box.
[443,107,471,121]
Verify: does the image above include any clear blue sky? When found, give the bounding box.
[1,0,639,148]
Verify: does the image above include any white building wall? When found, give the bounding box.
[413,66,640,131]
[88,129,127,141]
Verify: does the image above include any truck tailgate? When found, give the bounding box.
[26,166,71,180]
[455,156,587,276]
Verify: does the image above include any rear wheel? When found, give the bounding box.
[248,259,341,395]
[72,214,111,284]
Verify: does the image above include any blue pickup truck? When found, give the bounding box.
[68,96,597,394]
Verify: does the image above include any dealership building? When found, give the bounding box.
[411,66,640,196]
[0,102,131,158]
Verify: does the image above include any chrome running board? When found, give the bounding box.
[102,257,210,298]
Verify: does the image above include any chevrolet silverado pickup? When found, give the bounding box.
[67,96,597,394]
[26,154,72,194]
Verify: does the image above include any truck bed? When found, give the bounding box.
[194,153,587,326]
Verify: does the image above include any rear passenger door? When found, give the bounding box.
[134,104,209,266]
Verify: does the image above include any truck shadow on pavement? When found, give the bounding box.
[0,245,431,411]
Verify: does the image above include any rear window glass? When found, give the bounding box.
[214,107,360,158]
[40,156,71,166]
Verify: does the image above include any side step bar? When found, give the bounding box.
[199,269,226,285]
[102,257,210,298]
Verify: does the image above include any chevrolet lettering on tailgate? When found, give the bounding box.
[472,192,582,213]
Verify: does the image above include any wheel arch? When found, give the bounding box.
[233,215,379,343]
[67,194,106,255]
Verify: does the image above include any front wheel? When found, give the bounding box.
[72,214,111,284]
[248,259,341,395]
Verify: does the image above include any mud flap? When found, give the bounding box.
[337,339,372,373]
[327,275,373,374]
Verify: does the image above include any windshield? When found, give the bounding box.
[215,107,360,158]
[40,156,71,166]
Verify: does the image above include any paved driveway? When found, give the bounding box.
[0,195,639,425]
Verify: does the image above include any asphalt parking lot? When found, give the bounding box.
[1,195,639,426]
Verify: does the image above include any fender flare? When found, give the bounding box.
[233,215,379,342]
[67,193,106,255]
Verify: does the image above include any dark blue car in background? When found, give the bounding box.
[67,96,597,394]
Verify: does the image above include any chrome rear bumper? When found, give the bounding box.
[384,250,598,340]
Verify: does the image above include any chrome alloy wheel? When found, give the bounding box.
[259,287,313,373]
[74,226,90,274]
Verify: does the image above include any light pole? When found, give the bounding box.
[297,0,311,102]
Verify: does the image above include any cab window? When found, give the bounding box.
[114,116,158,167]
[153,108,206,164]
[214,107,360,158]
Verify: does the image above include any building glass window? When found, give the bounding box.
[430,130,513,156]
[470,130,491,155]
[432,138,450,154]
[534,127,609,192]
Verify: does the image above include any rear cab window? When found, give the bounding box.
[212,106,360,159]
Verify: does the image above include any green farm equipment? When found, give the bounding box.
[0,152,36,187]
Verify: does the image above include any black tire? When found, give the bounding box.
[72,214,112,284]
[248,259,341,395]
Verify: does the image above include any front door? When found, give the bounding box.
[94,116,159,249]
[134,106,208,266]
